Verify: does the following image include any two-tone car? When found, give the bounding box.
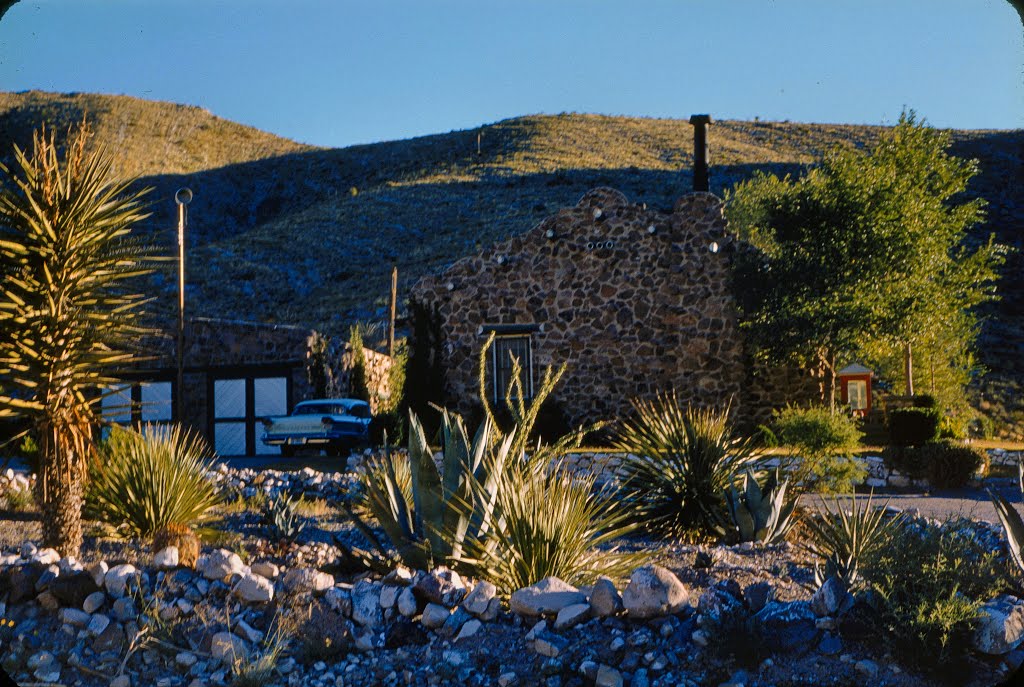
[260,398,372,457]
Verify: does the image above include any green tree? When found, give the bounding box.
[347,324,370,402]
[0,124,154,556]
[727,112,1004,412]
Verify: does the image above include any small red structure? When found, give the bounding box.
[838,363,873,416]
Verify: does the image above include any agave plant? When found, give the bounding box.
[261,493,306,543]
[86,424,221,538]
[613,393,757,539]
[0,123,154,555]
[723,467,796,544]
[802,492,904,590]
[989,483,1024,576]
[349,409,512,571]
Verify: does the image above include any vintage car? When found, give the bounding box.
[260,398,371,456]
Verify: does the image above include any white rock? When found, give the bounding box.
[420,603,452,629]
[233,619,264,644]
[282,567,334,594]
[176,652,198,669]
[463,580,497,617]
[31,548,60,565]
[87,560,109,588]
[198,550,245,581]
[87,613,111,637]
[232,572,274,603]
[210,631,249,663]
[110,675,132,687]
[104,564,139,599]
[59,607,91,628]
[83,591,106,614]
[974,595,1024,655]
[590,576,624,617]
[525,620,547,641]
[59,556,83,575]
[455,618,482,641]
[379,585,400,609]
[553,603,590,630]
[324,586,352,616]
[250,561,279,580]
[595,665,624,687]
[622,565,689,619]
[153,547,179,570]
[397,587,419,617]
[351,581,384,628]
[510,577,586,616]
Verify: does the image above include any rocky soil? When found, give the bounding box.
[1,464,1022,687]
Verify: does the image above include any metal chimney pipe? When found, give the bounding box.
[689,114,712,192]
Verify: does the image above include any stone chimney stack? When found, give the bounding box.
[689,114,712,193]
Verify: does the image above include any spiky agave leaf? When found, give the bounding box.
[989,489,1024,575]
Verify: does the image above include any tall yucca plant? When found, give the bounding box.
[613,393,757,539]
[86,424,221,538]
[0,123,154,555]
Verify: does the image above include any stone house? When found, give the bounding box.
[413,187,755,429]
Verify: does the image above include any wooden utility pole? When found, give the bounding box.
[388,265,398,357]
[904,342,914,397]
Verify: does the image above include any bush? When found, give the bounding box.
[888,407,941,447]
[920,440,987,488]
[85,424,221,538]
[865,520,1010,673]
[772,405,865,493]
[613,393,757,539]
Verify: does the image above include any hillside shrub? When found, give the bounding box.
[85,424,221,538]
[613,394,757,540]
[888,407,941,447]
[772,405,865,493]
[865,520,1010,675]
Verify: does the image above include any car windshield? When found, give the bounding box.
[294,403,342,415]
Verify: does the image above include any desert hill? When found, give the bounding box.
[1,91,1022,433]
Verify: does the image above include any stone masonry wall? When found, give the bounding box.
[413,188,745,429]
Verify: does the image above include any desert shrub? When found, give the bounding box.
[613,393,757,540]
[85,424,221,538]
[888,407,941,447]
[17,434,39,473]
[920,440,988,488]
[771,405,865,494]
[232,612,294,687]
[866,520,1010,672]
[472,463,642,594]
[2,486,35,512]
[723,467,796,545]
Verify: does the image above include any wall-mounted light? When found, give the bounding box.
[545,228,556,240]
[446,281,455,291]
[709,241,720,254]
[647,225,657,235]
[592,208,602,219]
[496,255,507,265]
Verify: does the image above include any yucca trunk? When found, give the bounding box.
[36,449,85,556]
[33,413,93,557]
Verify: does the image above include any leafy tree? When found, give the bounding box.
[402,297,447,437]
[727,112,1004,412]
[347,324,370,402]
[0,124,153,556]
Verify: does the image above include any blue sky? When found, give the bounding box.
[1,1,1020,148]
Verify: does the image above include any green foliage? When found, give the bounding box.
[921,440,988,488]
[403,297,447,438]
[613,393,757,539]
[723,467,796,544]
[2,485,34,512]
[472,463,642,595]
[803,492,904,590]
[260,494,306,543]
[0,123,155,555]
[867,521,1009,671]
[727,111,1005,412]
[771,405,865,493]
[888,407,942,447]
[85,424,221,538]
[305,331,337,399]
[370,339,408,445]
[347,325,370,402]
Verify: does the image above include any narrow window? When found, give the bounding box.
[847,380,867,411]
[491,335,533,404]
